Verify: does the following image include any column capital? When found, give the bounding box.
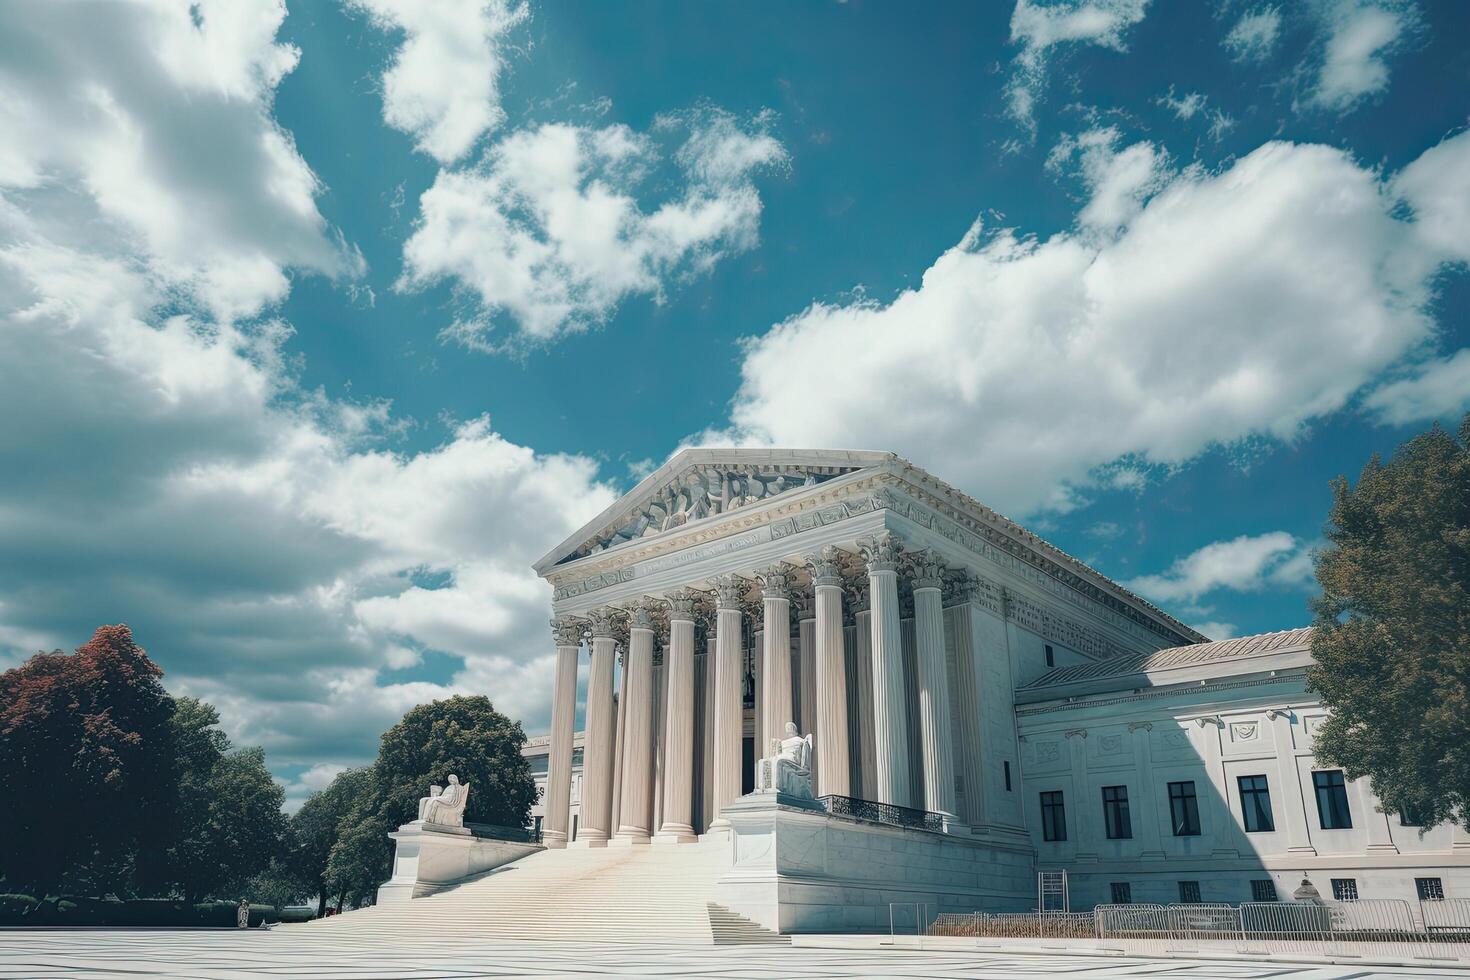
[551,617,584,647]
[848,578,872,614]
[665,587,699,622]
[588,607,622,639]
[859,532,904,573]
[911,550,945,591]
[628,597,658,632]
[757,563,794,599]
[712,574,747,611]
[793,591,815,622]
[806,545,846,588]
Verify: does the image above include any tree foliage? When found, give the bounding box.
[291,766,375,914]
[1309,413,1470,832]
[0,625,176,896]
[322,696,536,907]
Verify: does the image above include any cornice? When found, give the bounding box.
[1013,669,1310,717]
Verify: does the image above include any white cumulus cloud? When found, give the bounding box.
[350,0,528,164]
[401,110,787,349]
[1125,532,1314,605]
[1307,0,1416,114]
[698,130,1470,517]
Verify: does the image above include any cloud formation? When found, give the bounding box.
[1307,0,1416,113]
[701,130,1470,517]
[1223,6,1283,63]
[0,0,615,777]
[1125,532,1314,605]
[350,0,528,164]
[401,110,787,349]
[1005,0,1151,138]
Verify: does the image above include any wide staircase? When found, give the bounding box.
[311,838,787,945]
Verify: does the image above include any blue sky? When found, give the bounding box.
[1,0,1467,804]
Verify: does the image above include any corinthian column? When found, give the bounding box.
[758,565,794,751]
[809,547,850,798]
[863,533,910,807]
[944,580,987,829]
[613,600,656,845]
[574,610,618,847]
[656,589,698,843]
[912,553,959,827]
[708,575,745,832]
[543,618,582,848]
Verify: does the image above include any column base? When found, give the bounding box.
[1285,845,1319,856]
[652,827,698,844]
[609,832,651,847]
[1364,843,1400,855]
[568,835,609,849]
[1139,849,1168,862]
[940,815,969,836]
[542,831,569,849]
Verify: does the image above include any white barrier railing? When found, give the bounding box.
[1093,900,1470,963]
[888,902,929,937]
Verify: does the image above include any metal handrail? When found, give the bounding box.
[818,794,944,833]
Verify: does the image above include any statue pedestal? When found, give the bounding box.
[376,821,542,904]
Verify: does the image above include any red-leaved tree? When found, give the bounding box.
[0,625,177,896]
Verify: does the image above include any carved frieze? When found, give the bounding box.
[551,617,584,647]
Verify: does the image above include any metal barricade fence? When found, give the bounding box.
[1167,903,1243,952]
[1420,899,1470,961]
[888,902,928,937]
[1328,898,1421,960]
[1095,903,1170,956]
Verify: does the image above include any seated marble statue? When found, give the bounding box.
[417,774,470,827]
[756,722,814,799]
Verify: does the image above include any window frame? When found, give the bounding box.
[1238,774,1275,833]
[1044,644,1055,667]
[1251,879,1279,902]
[1416,877,1445,901]
[1178,880,1202,904]
[1003,760,1012,792]
[1040,790,1067,842]
[1110,882,1132,905]
[1312,769,1353,830]
[1168,780,1201,836]
[1102,785,1133,840]
[1331,878,1359,901]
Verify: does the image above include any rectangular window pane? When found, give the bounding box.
[1110,882,1132,904]
[1041,791,1066,842]
[1416,878,1444,901]
[1399,806,1427,827]
[1169,780,1201,836]
[1313,770,1353,830]
[1238,774,1275,833]
[1004,760,1012,792]
[1331,878,1358,901]
[1251,879,1278,902]
[1179,880,1201,904]
[1103,785,1132,840]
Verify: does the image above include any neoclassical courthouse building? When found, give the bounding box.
[513,449,1465,930]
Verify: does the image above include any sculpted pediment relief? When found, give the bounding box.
[555,454,885,564]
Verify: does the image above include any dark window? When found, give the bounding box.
[1110,882,1132,904]
[1313,770,1353,830]
[1251,879,1279,902]
[1417,878,1445,901]
[1399,806,1428,827]
[1179,880,1201,903]
[1044,644,1055,667]
[1003,761,1012,792]
[1102,785,1132,839]
[533,815,543,836]
[1331,878,1358,901]
[1168,780,1201,836]
[1040,791,1067,842]
[1238,774,1275,832]
[571,814,578,841]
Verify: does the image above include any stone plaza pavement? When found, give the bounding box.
[1,930,1467,980]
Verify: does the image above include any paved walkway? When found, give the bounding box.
[0,929,1465,979]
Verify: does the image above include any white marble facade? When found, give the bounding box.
[530,450,1467,914]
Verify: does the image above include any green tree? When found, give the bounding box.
[1309,413,1470,833]
[161,698,287,902]
[0,625,177,897]
[291,767,375,915]
[372,695,536,830]
[323,695,537,906]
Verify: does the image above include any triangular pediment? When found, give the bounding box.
[535,449,894,572]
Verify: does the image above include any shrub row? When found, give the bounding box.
[0,895,281,928]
